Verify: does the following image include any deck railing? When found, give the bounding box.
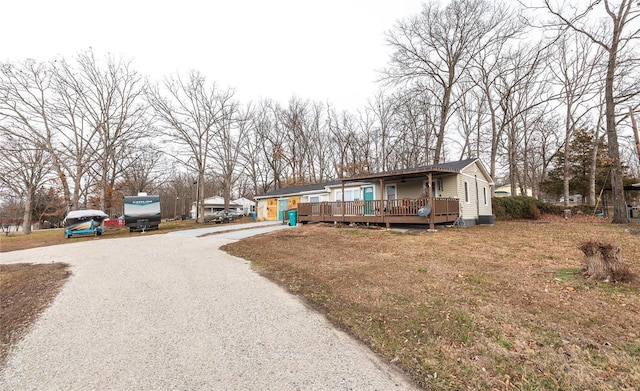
[297,197,459,224]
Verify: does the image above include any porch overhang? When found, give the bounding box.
[339,166,459,184]
[334,166,463,229]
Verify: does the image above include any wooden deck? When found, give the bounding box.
[297,198,460,226]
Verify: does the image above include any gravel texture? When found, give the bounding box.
[0,225,416,390]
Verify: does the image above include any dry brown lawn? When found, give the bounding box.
[2,216,639,390]
[0,263,71,366]
[222,217,640,390]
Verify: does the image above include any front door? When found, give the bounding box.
[277,199,289,220]
[363,186,374,214]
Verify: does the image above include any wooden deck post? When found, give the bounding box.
[429,173,434,231]
[379,179,389,228]
[341,181,345,223]
[379,178,385,219]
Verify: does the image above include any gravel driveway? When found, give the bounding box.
[0,225,416,390]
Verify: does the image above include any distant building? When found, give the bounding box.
[232,197,256,216]
[190,196,241,219]
[559,194,583,204]
[494,184,533,197]
[190,196,256,218]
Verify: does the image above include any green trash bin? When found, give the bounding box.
[288,210,297,226]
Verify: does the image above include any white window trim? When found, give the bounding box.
[385,184,397,200]
[335,188,361,202]
[464,181,470,204]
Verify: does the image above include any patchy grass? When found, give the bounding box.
[554,267,584,282]
[222,218,640,390]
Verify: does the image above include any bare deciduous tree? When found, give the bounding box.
[254,99,288,190]
[59,51,151,210]
[148,70,232,222]
[0,131,51,234]
[367,90,399,171]
[242,99,277,195]
[0,60,77,212]
[631,107,640,166]
[209,98,246,212]
[543,0,640,223]
[119,143,164,196]
[550,32,604,207]
[384,0,520,164]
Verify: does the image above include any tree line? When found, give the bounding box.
[1,0,639,233]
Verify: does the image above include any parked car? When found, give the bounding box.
[204,210,238,224]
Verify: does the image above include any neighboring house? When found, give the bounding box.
[255,181,341,221]
[190,196,242,219]
[232,197,256,216]
[559,194,583,204]
[255,158,494,227]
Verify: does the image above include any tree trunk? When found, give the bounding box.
[631,107,640,167]
[580,241,630,282]
[197,169,205,224]
[21,187,33,235]
[563,104,572,208]
[605,41,628,223]
[589,123,601,207]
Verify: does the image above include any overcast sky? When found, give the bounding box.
[4,0,426,111]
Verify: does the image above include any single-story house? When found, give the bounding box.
[255,158,494,227]
[255,180,341,221]
[190,196,242,219]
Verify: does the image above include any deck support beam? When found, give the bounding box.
[341,182,345,220]
[379,179,385,219]
[428,173,434,231]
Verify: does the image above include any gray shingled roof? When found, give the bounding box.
[256,158,483,198]
[429,158,479,172]
[256,180,341,198]
[341,158,479,182]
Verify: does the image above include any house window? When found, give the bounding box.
[386,184,397,200]
[336,189,361,202]
[309,196,320,203]
[483,187,487,205]
[464,182,469,203]
[423,179,444,197]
